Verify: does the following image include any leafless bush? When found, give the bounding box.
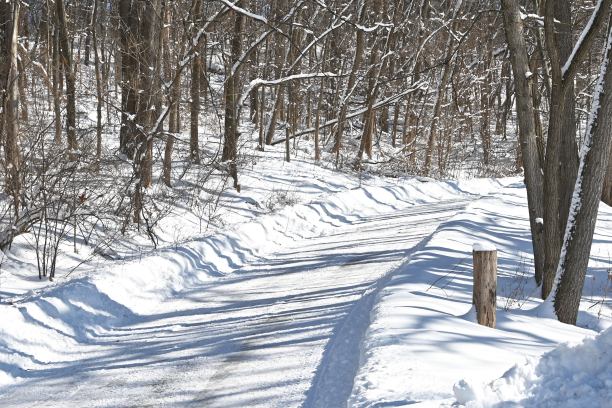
[264,189,299,212]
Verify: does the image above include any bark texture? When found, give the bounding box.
[473,249,497,328]
[554,21,612,325]
[501,0,546,284]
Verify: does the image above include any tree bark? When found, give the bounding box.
[332,2,366,160]
[423,1,461,175]
[553,20,612,325]
[603,145,612,205]
[473,248,497,328]
[541,0,579,299]
[52,24,62,144]
[55,0,78,153]
[0,1,21,218]
[92,0,103,162]
[132,0,160,223]
[190,0,202,164]
[119,0,139,159]
[222,0,244,192]
[501,0,546,285]
[162,2,178,187]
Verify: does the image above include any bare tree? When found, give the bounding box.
[55,0,78,153]
[552,17,612,324]
[221,0,244,192]
[501,0,546,284]
[0,1,21,219]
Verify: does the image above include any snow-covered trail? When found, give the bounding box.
[0,199,471,408]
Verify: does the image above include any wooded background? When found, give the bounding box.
[1,0,611,324]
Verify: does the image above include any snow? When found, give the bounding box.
[472,242,496,251]
[455,326,612,407]
[0,158,508,406]
[348,183,611,407]
[240,72,341,107]
[4,3,611,404]
[218,0,268,25]
[1,158,610,406]
[1,171,610,406]
[561,0,604,78]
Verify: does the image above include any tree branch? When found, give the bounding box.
[562,0,612,83]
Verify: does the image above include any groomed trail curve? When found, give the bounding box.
[0,198,472,408]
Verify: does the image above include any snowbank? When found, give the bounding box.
[0,177,503,387]
[348,183,611,407]
[454,327,612,408]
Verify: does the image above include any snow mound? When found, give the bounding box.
[454,327,612,407]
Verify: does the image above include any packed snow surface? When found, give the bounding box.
[348,182,611,407]
[0,174,497,407]
[1,171,610,407]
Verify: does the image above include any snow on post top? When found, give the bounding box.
[472,242,496,252]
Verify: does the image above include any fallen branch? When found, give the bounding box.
[270,81,427,145]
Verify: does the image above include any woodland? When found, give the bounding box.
[1,0,611,328]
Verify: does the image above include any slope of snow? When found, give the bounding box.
[348,182,611,407]
[455,326,612,408]
[1,168,610,406]
[0,172,504,399]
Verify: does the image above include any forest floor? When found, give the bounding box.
[0,143,611,407]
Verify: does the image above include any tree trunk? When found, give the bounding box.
[221,0,243,192]
[332,2,366,159]
[55,0,78,153]
[423,2,461,175]
[0,1,21,219]
[501,0,546,285]
[92,0,103,162]
[190,0,202,164]
[603,144,612,205]
[541,0,579,299]
[52,24,62,144]
[480,31,493,167]
[162,2,178,187]
[424,58,453,176]
[119,0,139,159]
[132,0,160,223]
[553,21,612,325]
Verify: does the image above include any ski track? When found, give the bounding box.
[0,199,471,408]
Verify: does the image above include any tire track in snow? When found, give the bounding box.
[0,198,472,408]
[189,199,471,408]
[302,200,470,408]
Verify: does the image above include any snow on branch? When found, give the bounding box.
[550,19,612,301]
[216,0,268,25]
[238,72,342,107]
[519,11,545,25]
[312,0,392,33]
[561,0,611,81]
[287,17,348,73]
[230,29,275,79]
[270,80,428,145]
[230,0,307,78]
[180,6,231,67]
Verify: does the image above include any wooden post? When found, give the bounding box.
[472,243,497,328]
